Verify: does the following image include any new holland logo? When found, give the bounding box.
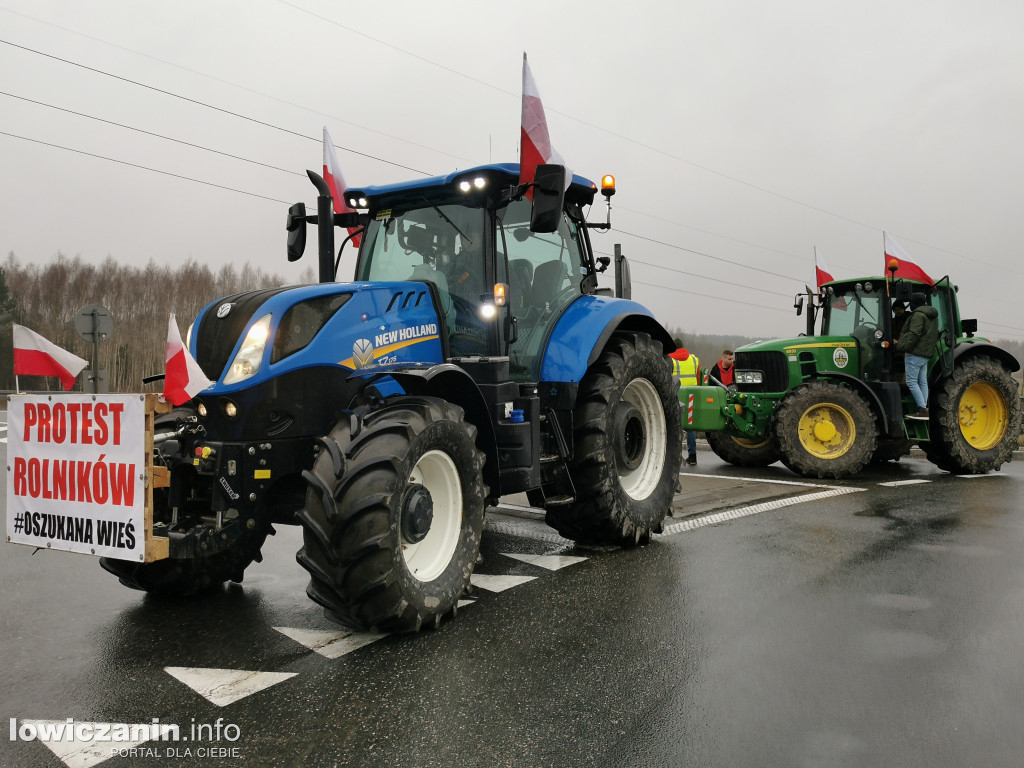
[353,338,374,368]
[216,303,234,318]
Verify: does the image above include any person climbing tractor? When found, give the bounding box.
[896,292,939,419]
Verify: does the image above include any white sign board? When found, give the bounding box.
[6,394,146,561]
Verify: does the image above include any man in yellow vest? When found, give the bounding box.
[668,338,700,465]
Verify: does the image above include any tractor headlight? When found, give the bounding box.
[224,314,272,385]
[735,370,764,384]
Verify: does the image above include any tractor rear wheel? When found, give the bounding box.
[927,356,1021,474]
[296,397,486,633]
[545,332,682,546]
[706,430,780,467]
[773,380,878,479]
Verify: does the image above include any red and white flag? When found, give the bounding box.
[163,314,214,406]
[323,126,361,247]
[13,324,88,390]
[519,53,571,193]
[814,246,834,288]
[884,232,933,285]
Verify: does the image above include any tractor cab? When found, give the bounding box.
[817,277,962,382]
[347,163,603,380]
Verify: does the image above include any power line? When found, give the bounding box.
[0,4,473,165]
[0,131,291,204]
[615,229,802,283]
[0,90,304,177]
[0,37,431,177]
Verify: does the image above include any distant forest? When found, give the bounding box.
[0,253,311,393]
[1,253,1021,393]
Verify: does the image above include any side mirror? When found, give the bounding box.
[794,294,804,317]
[529,164,566,233]
[286,202,307,262]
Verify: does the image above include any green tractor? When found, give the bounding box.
[682,274,1021,478]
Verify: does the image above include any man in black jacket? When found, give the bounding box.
[896,292,939,418]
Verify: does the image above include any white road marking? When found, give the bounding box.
[273,627,386,659]
[18,719,155,768]
[878,479,931,487]
[501,552,587,570]
[470,573,537,592]
[658,486,866,536]
[164,667,297,707]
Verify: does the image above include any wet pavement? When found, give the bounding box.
[3,441,1024,767]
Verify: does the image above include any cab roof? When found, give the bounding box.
[345,163,598,209]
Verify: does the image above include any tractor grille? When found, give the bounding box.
[735,350,789,393]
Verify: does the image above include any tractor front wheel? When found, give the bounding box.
[706,430,780,467]
[296,397,486,633]
[927,356,1021,474]
[773,381,878,479]
[545,332,682,546]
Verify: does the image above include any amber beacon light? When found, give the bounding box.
[601,175,616,197]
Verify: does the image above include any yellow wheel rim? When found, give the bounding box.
[958,381,1007,450]
[796,403,857,459]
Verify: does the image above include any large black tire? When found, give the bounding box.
[773,380,878,479]
[545,332,682,546]
[926,356,1021,474]
[296,397,486,633]
[99,525,272,596]
[706,430,780,467]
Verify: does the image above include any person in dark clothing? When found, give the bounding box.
[891,299,908,340]
[709,350,735,388]
[896,292,939,418]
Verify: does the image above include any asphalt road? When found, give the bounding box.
[3,436,1023,768]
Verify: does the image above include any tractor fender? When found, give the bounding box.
[540,296,674,385]
[356,364,499,494]
[813,371,902,437]
[948,340,1021,373]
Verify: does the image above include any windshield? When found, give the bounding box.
[356,204,485,327]
[823,286,883,337]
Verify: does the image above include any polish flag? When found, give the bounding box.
[884,232,933,285]
[163,314,214,406]
[519,53,571,193]
[323,127,361,247]
[814,246,835,288]
[13,324,88,390]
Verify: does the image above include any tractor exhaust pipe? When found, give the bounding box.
[307,170,336,284]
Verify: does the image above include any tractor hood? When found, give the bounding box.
[190,281,445,393]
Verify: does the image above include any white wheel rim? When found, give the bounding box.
[403,449,463,582]
[619,378,668,500]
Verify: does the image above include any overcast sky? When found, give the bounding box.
[2,0,1022,342]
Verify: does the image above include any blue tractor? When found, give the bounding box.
[101,163,682,632]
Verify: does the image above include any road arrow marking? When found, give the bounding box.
[501,553,587,570]
[878,479,931,486]
[164,667,296,707]
[272,627,386,659]
[470,574,537,592]
[17,719,155,768]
